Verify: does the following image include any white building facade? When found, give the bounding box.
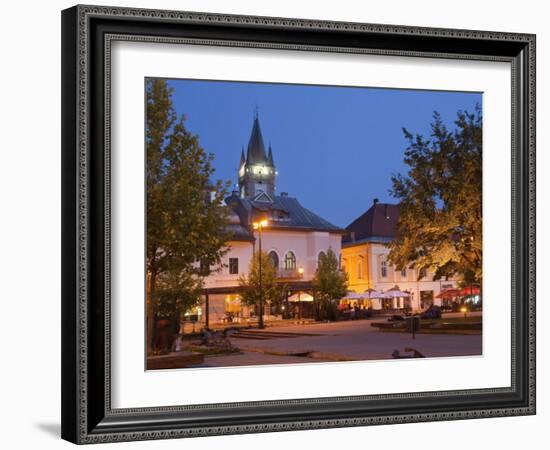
[200,115,344,325]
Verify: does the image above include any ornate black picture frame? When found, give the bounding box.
[61,4,536,444]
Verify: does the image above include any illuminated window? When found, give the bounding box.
[284,251,296,270]
[381,260,387,278]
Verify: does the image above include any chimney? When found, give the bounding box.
[350,231,356,241]
[373,198,379,205]
[280,192,288,197]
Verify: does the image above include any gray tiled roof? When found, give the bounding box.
[270,196,342,232]
[225,193,343,234]
[225,223,254,241]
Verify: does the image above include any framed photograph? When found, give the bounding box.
[61,4,536,444]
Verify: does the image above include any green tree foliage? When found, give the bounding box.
[312,248,348,321]
[388,107,482,284]
[155,269,202,321]
[238,251,286,310]
[146,79,231,349]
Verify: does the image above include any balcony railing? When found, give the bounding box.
[276,268,303,279]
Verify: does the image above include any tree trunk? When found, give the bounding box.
[146,271,157,354]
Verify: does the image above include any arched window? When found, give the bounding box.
[284,251,296,271]
[268,251,279,270]
[357,256,364,279]
[317,251,326,267]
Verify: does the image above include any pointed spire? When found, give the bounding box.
[245,114,267,165]
[240,147,246,166]
[267,144,274,167]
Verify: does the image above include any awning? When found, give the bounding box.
[436,288,461,299]
[384,286,411,297]
[458,286,481,296]
[363,288,390,299]
[344,291,365,300]
[287,292,314,302]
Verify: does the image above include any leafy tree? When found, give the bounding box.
[155,269,202,321]
[312,248,348,321]
[238,251,286,312]
[146,79,231,352]
[388,107,482,284]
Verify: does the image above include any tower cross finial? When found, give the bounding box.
[254,105,259,119]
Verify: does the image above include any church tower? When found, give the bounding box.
[238,113,276,201]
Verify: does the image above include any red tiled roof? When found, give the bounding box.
[343,202,400,243]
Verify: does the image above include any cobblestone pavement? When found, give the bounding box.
[192,318,482,368]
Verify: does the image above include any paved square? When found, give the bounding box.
[191,319,482,368]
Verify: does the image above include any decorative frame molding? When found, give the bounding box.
[61,4,536,444]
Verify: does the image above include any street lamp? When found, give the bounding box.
[253,219,269,329]
[297,267,304,320]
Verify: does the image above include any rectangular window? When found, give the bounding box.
[357,257,364,279]
[229,258,239,275]
[381,260,387,278]
[199,260,209,275]
[401,268,407,278]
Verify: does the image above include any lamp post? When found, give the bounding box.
[297,267,304,320]
[253,219,268,329]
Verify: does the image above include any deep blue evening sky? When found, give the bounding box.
[167,79,481,228]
